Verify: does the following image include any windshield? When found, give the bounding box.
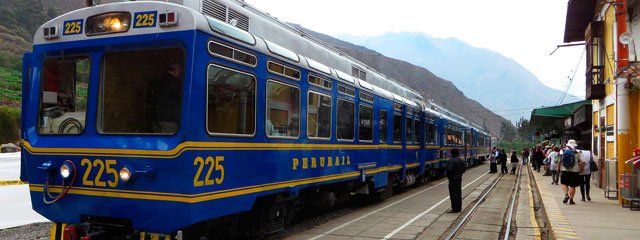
[38,56,90,135]
[98,48,184,134]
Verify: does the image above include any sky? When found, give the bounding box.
[244,0,587,99]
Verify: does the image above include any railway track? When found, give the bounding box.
[442,166,523,240]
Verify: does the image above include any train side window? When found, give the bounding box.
[307,91,331,139]
[98,48,184,134]
[206,64,256,136]
[266,80,300,138]
[379,110,387,143]
[337,99,355,141]
[208,41,257,67]
[406,117,414,144]
[393,113,402,143]
[38,56,90,135]
[416,119,422,144]
[426,121,436,145]
[359,104,373,141]
[308,74,332,90]
[268,61,300,80]
[445,127,451,145]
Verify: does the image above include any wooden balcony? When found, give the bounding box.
[586,65,605,100]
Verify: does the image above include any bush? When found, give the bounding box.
[0,107,19,143]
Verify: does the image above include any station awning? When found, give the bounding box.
[530,100,590,129]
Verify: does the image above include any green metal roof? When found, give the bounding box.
[531,100,589,118]
[529,100,590,129]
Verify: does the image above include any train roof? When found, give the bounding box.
[33,0,488,134]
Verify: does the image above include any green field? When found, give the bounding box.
[0,67,21,104]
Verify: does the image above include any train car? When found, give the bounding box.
[19,1,491,239]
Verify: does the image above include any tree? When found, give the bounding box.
[0,107,19,143]
[500,120,516,141]
[516,117,532,141]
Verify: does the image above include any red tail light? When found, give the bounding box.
[63,225,79,240]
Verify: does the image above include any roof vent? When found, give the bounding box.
[202,0,250,31]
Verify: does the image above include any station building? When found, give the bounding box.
[562,0,640,202]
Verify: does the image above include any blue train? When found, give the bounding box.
[19,1,491,239]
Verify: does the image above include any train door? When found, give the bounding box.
[20,53,32,182]
[417,113,426,177]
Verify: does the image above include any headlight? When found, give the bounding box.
[60,163,73,179]
[119,166,132,182]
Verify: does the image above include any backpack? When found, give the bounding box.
[562,148,576,168]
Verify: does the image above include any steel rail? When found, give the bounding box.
[504,165,523,240]
[443,173,504,240]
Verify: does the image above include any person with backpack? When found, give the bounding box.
[560,139,583,205]
[546,146,561,185]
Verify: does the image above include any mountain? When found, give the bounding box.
[334,32,582,123]
[0,1,514,138]
[290,25,512,137]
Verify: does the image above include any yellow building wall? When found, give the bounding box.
[604,8,616,96]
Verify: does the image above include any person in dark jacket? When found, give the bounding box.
[533,147,544,172]
[510,151,519,174]
[499,150,508,173]
[146,62,182,133]
[489,148,498,173]
[446,148,466,213]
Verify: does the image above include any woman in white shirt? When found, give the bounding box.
[547,147,561,185]
[578,149,593,201]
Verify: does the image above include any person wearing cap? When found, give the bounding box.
[560,139,583,205]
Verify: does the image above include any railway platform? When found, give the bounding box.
[283,162,640,240]
[530,168,640,240]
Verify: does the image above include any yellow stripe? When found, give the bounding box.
[49,223,57,240]
[31,164,423,203]
[0,180,26,186]
[22,140,431,158]
[528,171,542,240]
